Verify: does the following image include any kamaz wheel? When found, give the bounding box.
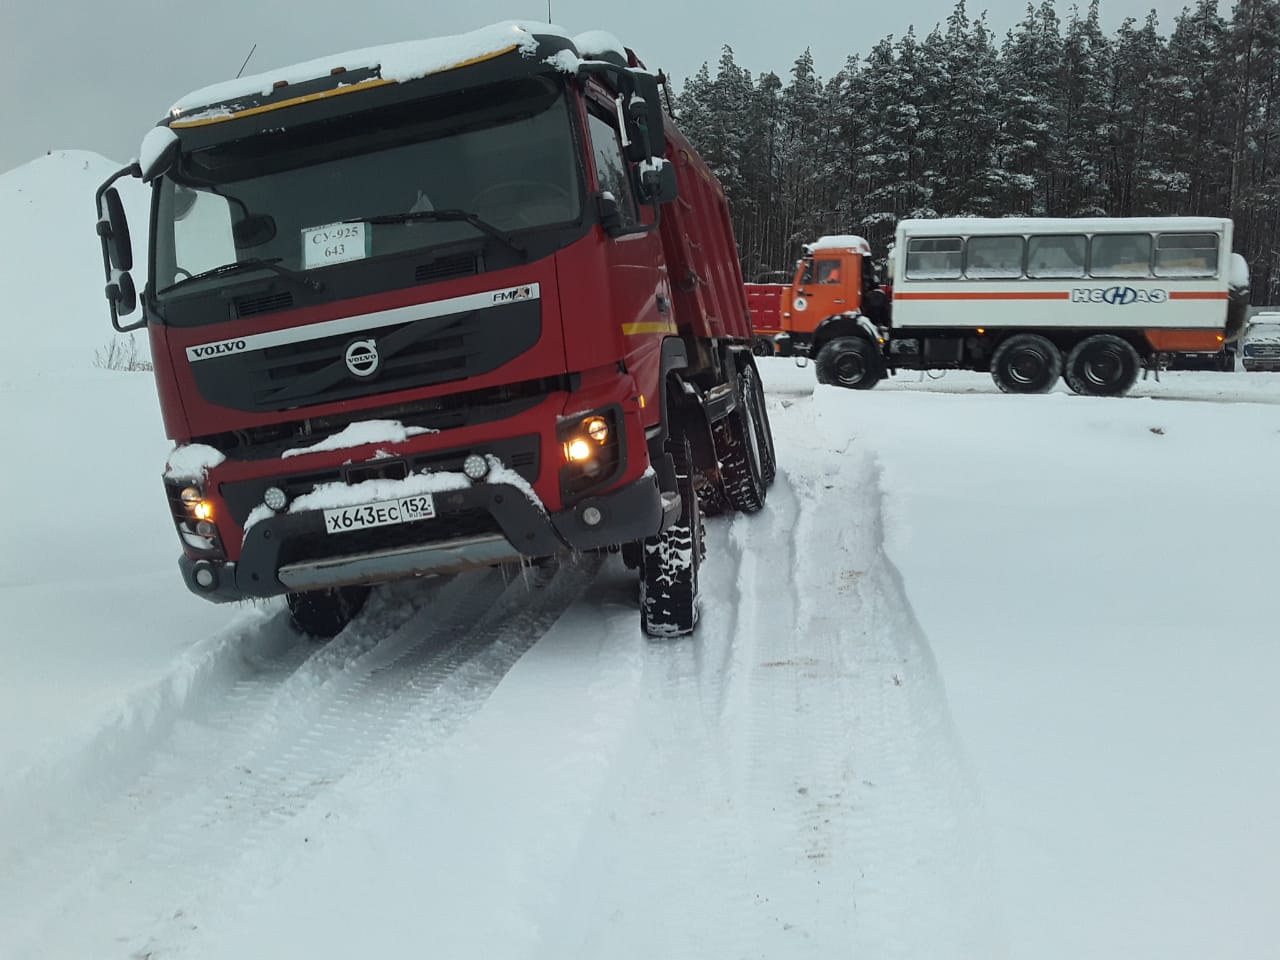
[1064,334,1140,397]
[815,336,881,390]
[752,337,775,357]
[640,431,701,638]
[716,366,768,513]
[749,362,777,486]
[286,585,370,639]
[990,334,1061,394]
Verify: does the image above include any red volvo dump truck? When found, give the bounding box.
[94,22,774,638]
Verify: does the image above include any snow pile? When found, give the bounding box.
[280,419,438,459]
[0,150,150,384]
[165,443,227,479]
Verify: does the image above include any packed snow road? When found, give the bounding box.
[0,394,995,960]
[5,360,1280,960]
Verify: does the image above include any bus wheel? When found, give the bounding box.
[1064,334,1140,397]
[991,334,1061,394]
[815,337,881,390]
[286,585,371,639]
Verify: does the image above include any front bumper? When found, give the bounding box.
[1243,358,1280,371]
[179,472,674,603]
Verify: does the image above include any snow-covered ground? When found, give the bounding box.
[2,154,1278,959]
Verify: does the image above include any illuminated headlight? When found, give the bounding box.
[564,439,594,463]
[584,417,609,443]
[463,454,490,480]
[263,486,288,511]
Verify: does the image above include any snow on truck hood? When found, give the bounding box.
[807,235,872,255]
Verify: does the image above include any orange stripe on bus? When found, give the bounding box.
[894,291,1071,301]
[1168,291,1229,300]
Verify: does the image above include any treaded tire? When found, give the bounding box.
[749,362,777,486]
[640,432,701,638]
[815,336,881,389]
[716,366,768,513]
[286,585,371,639]
[1064,334,1140,397]
[990,334,1062,394]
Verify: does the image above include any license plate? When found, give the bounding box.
[323,494,435,534]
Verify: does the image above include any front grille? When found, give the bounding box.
[415,254,478,285]
[190,297,541,413]
[1245,343,1280,358]
[235,291,294,318]
[219,434,541,527]
[193,376,559,460]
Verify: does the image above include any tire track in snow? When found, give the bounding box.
[1,556,602,960]
[528,402,1002,958]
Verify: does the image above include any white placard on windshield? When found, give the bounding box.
[302,222,369,269]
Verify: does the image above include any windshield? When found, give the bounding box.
[153,76,581,296]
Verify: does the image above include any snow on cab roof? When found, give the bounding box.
[807,235,872,254]
[169,21,568,117]
[897,216,1232,235]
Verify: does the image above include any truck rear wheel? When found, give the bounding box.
[749,362,777,486]
[286,585,371,639]
[991,334,1061,394]
[815,336,881,390]
[1064,334,1140,397]
[640,431,701,638]
[716,366,768,513]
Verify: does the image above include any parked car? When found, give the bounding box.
[1242,313,1280,371]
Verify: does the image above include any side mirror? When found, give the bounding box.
[595,191,624,237]
[639,158,678,206]
[100,187,133,272]
[107,271,138,317]
[629,71,666,159]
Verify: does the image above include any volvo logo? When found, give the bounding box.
[344,338,380,377]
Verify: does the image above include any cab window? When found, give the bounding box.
[587,111,639,228]
[815,259,843,284]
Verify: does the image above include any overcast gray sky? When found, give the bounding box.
[1,0,1193,174]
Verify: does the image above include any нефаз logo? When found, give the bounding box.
[344,338,379,377]
[1072,287,1168,304]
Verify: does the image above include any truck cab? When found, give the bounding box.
[94,23,774,638]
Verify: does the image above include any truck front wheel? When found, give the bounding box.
[286,585,371,639]
[640,431,702,638]
[991,334,1061,394]
[815,336,881,390]
[716,366,769,513]
[1064,334,1140,397]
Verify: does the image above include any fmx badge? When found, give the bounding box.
[344,338,380,378]
[492,284,537,304]
[1072,286,1168,305]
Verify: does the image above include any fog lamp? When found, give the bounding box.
[463,454,490,480]
[193,500,215,522]
[581,505,603,527]
[263,486,287,511]
[180,486,203,505]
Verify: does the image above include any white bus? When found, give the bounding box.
[870,216,1251,396]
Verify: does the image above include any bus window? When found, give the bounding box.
[1154,233,1218,277]
[966,236,1024,279]
[1026,235,1086,278]
[905,237,962,279]
[1091,233,1152,278]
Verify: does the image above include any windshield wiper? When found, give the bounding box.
[350,209,526,257]
[158,258,323,295]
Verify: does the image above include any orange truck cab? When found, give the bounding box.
[751,235,891,358]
